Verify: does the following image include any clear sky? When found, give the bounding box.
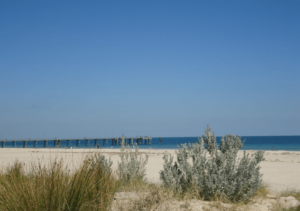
[0,0,299,139]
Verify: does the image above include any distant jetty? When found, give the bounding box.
[0,135,152,148]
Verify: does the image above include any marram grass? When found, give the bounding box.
[0,153,120,211]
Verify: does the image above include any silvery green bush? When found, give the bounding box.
[160,126,265,202]
[118,142,149,183]
[91,153,113,173]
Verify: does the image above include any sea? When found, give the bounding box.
[3,136,300,151]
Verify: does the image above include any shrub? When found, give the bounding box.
[118,142,149,184]
[91,153,113,173]
[0,153,119,211]
[160,126,265,202]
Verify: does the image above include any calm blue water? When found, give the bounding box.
[3,136,300,151]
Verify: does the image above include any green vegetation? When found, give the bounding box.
[0,153,119,211]
[118,142,149,184]
[0,127,299,210]
[160,126,265,203]
[279,190,300,211]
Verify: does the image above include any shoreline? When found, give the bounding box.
[2,145,300,151]
[0,148,300,193]
[1,147,300,152]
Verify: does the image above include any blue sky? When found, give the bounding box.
[0,0,299,139]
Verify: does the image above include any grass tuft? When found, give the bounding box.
[0,153,120,211]
[251,184,269,199]
[279,190,300,211]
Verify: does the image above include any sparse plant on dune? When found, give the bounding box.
[160,125,265,202]
[91,153,113,173]
[118,142,149,184]
[278,190,300,211]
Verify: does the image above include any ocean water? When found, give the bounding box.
[2,136,300,151]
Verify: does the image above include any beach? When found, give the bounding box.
[0,148,299,193]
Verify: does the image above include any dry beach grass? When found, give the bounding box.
[0,153,120,211]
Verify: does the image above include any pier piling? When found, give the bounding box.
[67,140,71,148]
[1,135,152,148]
[94,139,99,147]
[44,140,48,148]
[76,140,80,147]
[85,139,90,147]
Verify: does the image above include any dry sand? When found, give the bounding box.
[0,148,299,193]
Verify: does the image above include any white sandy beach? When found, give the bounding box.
[0,148,299,193]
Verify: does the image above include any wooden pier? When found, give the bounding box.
[0,135,152,148]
